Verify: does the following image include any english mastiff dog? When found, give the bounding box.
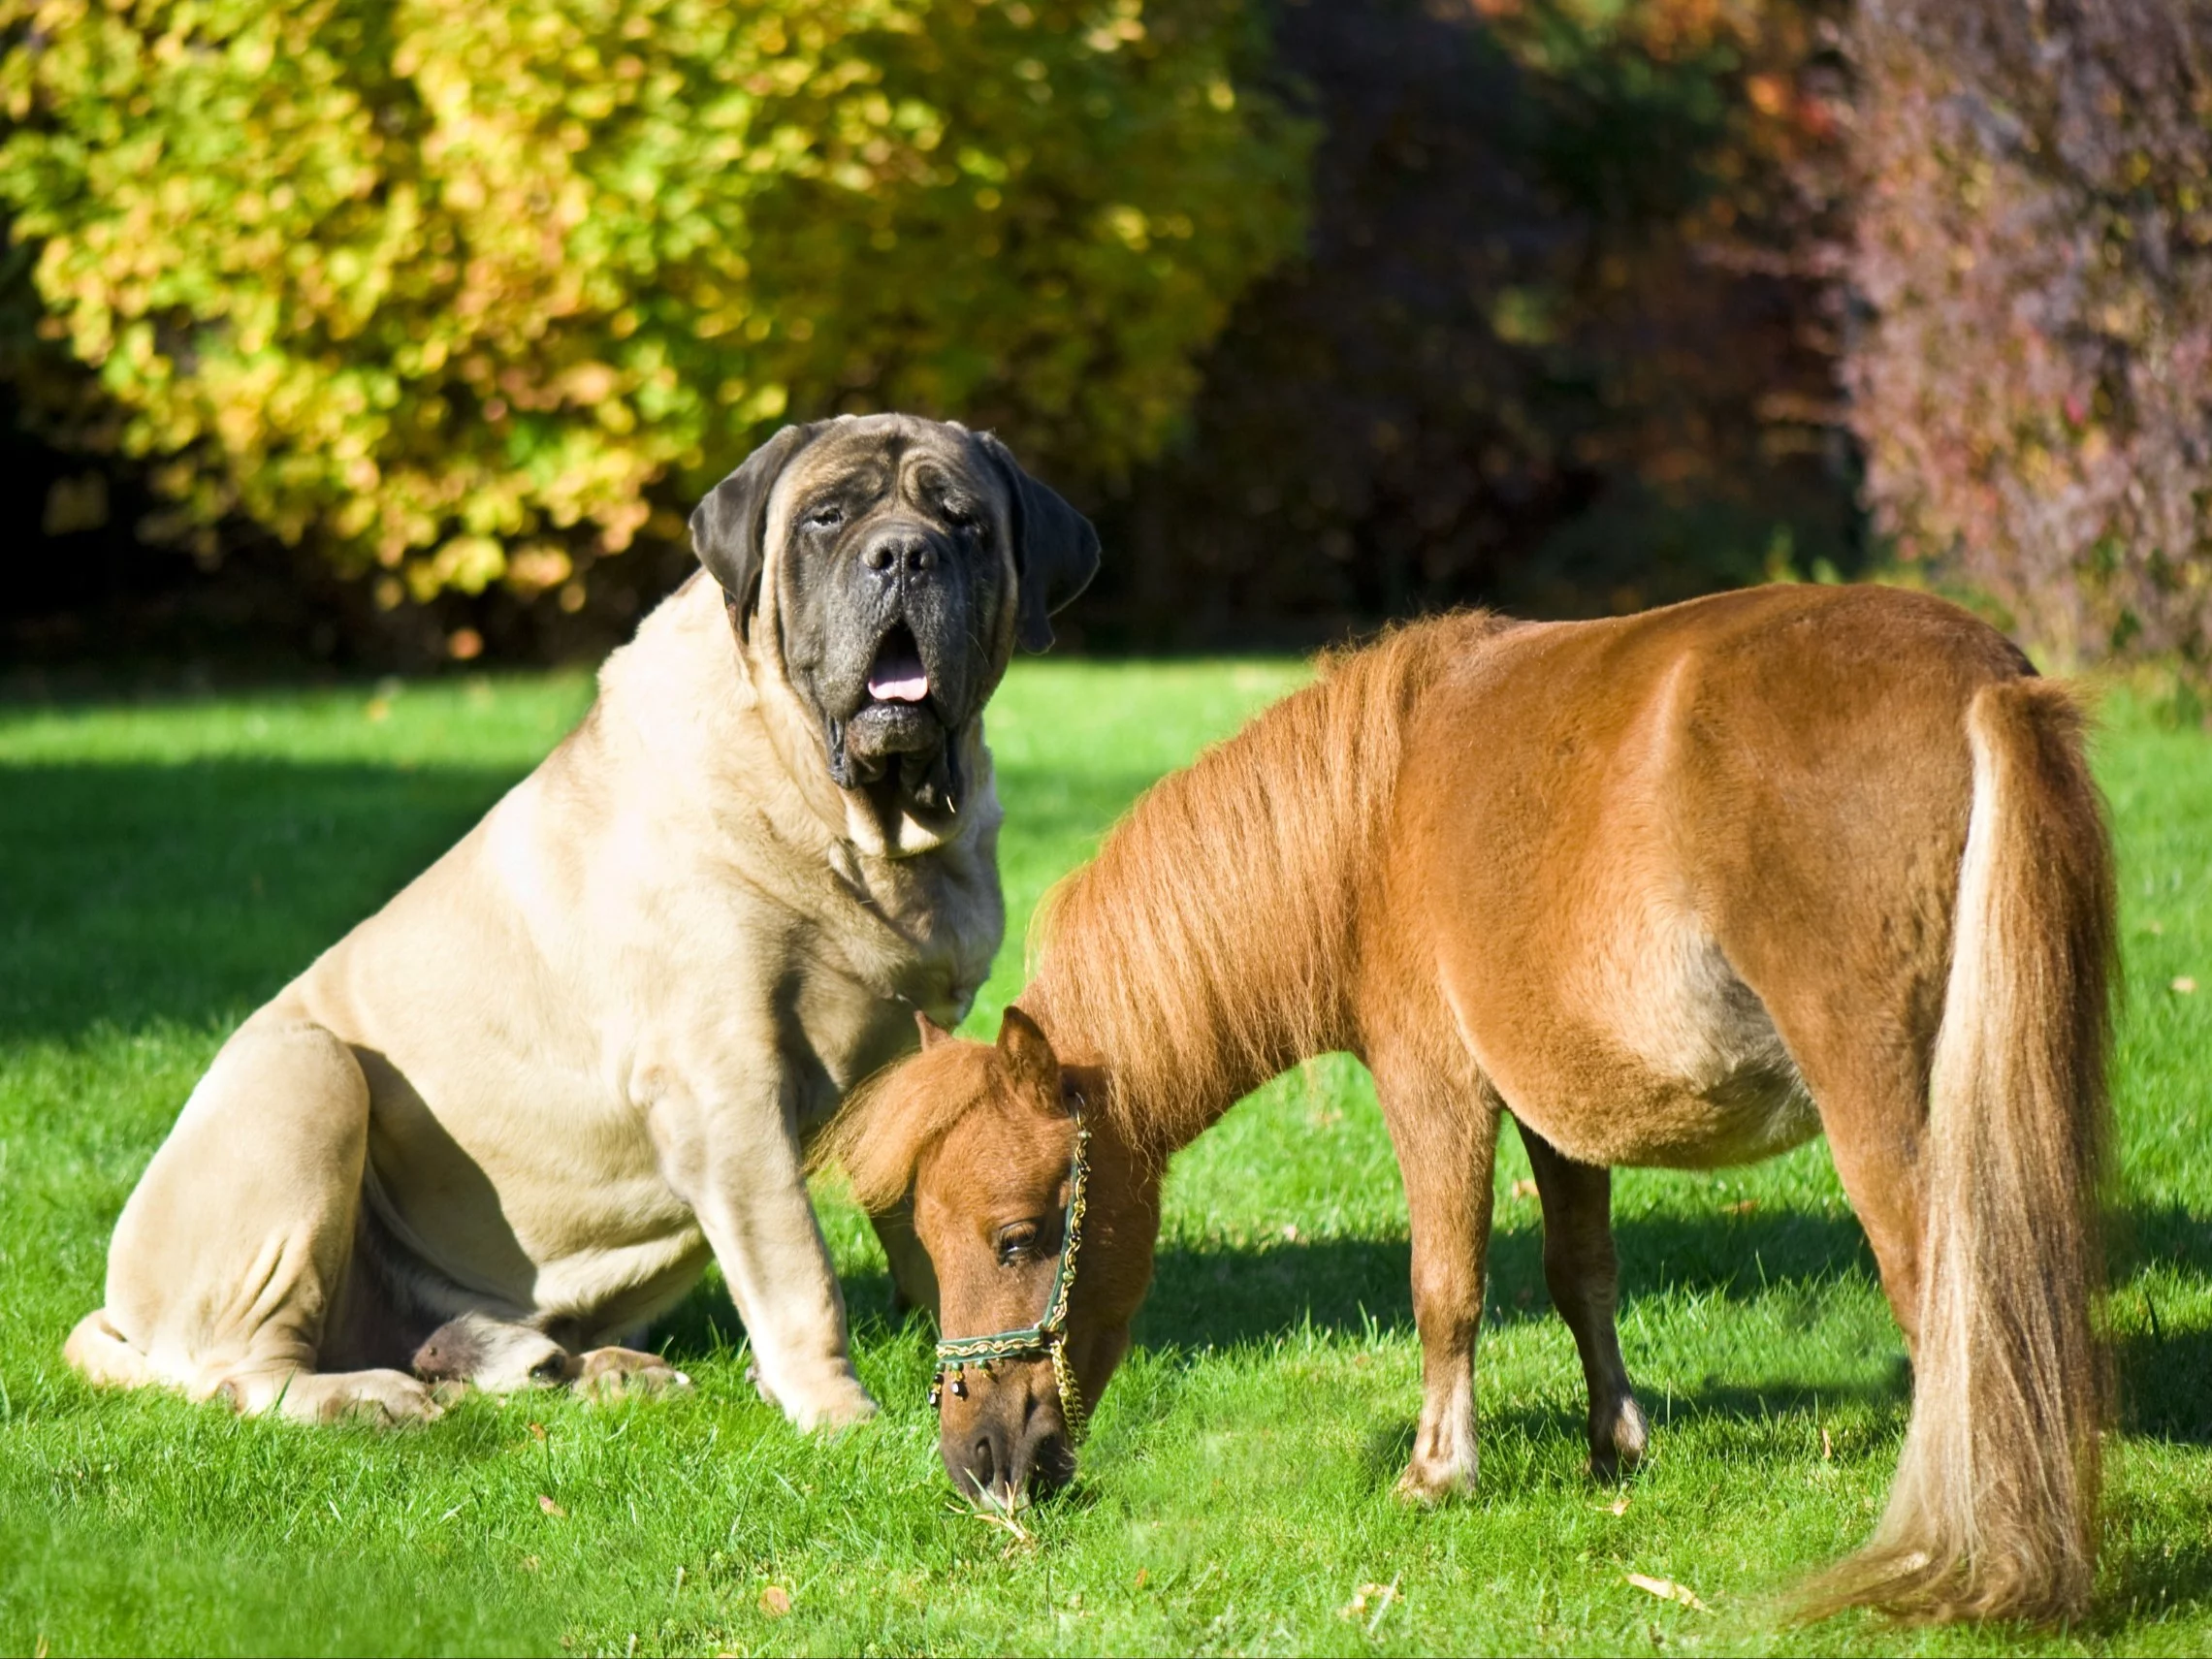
[65,413,1098,1428]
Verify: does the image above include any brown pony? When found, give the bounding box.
[822,585,2115,1623]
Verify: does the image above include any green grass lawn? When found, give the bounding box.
[3,658,2210,1656]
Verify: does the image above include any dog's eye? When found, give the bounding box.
[943,500,981,532]
[803,503,845,531]
[995,1223,1040,1264]
[530,1354,567,1384]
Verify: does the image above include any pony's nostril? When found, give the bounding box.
[972,1435,997,1490]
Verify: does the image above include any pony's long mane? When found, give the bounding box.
[1025,613,1513,1153]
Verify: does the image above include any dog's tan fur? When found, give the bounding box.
[829,584,2115,1623]
[66,416,1057,1428]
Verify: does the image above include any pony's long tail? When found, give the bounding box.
[1808,678,2116,1623]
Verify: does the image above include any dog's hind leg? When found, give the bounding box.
[82,1015,441,1425]
[1516,1120,1649,1479]
[63,1309,155,1388]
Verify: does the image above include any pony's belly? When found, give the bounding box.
[1626,1068,1822,1169]
[1485,920,1824,1169]
[1515,1064,1821,1170]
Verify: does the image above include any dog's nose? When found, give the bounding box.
[860,526,940,578]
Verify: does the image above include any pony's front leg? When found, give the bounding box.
[1517,1120,1649,1479]
[1375,1063,1500,1504]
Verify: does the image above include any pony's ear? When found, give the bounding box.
[689,422,822,618]
[996,1005,1062,1092]
[976,431,1100,654]
[915,1009,955,1050]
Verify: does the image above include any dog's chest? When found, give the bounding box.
[826,835,1002,1002]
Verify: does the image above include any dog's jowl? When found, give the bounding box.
[65,413,1098,1426]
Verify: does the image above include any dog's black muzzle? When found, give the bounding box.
[817,520,977,815]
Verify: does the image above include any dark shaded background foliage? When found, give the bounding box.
[1089,0,1861,645]
[7,0,2211,679]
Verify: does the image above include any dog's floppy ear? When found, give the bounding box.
[977,431,1101,654]
[689,422,822,616]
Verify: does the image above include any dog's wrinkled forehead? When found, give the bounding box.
[765,417,1004,553]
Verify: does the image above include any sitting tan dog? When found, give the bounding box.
[65,413,1098,1427]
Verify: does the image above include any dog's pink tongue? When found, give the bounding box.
[869,671,929,702]
[867,650,929,702]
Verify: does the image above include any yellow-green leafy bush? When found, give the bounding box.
[0,0,1307,605]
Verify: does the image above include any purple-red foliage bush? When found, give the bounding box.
[1847,0,2212,682]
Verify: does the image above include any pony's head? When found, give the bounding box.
[821,1005,1161,1506]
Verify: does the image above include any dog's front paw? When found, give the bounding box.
[744,1355,777,1408]
[785,1377,879,1433]
[576,1347,692,1403]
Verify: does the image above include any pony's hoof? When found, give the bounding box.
[1587,1395,1650,1481]
[1395,1458,1476,1506]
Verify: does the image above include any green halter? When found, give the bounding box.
[929,1099,1092,1444]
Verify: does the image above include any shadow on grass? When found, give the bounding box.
[816,1198,2212,1445]
[1133,1207,1885,1353]
[0,759,526,1040]
[2097,1520,2212,1628]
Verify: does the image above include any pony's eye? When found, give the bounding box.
[530,1354,568,1384]
[995,1224,1040,1264]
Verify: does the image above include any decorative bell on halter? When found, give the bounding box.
[950,1373,968,1399]
[927,1380,943,1409]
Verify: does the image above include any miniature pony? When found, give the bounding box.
[824,585,2115,1623]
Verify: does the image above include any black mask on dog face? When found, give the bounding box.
[689,414,1099,828]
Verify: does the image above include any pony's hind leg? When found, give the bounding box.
[1371,1053,1502,1504]
[1816,1066,1929,1354]
[1516,1120,1649,1478]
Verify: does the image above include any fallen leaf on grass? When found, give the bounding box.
[1626,1573,1708,1611]
[1133,1568,1149,1589]
[1822,1425,1834,1461]
[1338,1579,1397,1620]
[1723,1198,1758,1216]
[1609,1492,1631,1515]
[529,1421,548,1443]
[759,1585,791,1617]
[537,1494,566,1518]
[2172,975,2197,995]
[1510,1178,1539,1200]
